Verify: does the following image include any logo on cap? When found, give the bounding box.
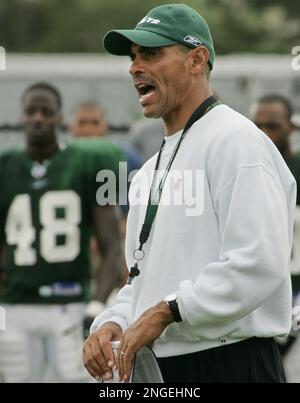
[138,16,160,25]
[183,36,202,47]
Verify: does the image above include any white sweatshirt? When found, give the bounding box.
[91,104,296,358]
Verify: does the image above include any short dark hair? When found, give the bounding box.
[257,94,293,120]
[22,82,62,110]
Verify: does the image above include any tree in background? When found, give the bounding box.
[0,0,299,54]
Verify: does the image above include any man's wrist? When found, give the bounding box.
[99,321,123,336]
[154,301,175,326]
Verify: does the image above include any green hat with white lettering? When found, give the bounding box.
[103,3,215,69]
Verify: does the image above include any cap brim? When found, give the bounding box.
[103,29,177,55]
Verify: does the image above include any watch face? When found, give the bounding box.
[164,293,177,302]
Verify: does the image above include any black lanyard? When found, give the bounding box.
[127,95,221,284]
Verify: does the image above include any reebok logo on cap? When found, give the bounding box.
[183,36,202,47]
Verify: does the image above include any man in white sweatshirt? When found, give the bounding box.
[83,4,296,383]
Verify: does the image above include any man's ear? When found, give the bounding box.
[190,46,209,75]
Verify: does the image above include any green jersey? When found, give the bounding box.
[0,139,124,304]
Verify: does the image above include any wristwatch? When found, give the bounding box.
[163,293,182,322]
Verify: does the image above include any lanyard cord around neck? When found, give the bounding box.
[127,95,222,284]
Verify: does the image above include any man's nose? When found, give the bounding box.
[32,110,44,122]
[129,55,145,76]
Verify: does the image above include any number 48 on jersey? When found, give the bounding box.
[5,190,81,265]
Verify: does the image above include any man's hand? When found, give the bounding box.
[118,301,174,382]
[83,321,122,380]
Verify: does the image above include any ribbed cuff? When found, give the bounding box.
[177,294,187,322]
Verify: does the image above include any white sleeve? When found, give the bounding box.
[178,165,292,327]
[90,284,133,333]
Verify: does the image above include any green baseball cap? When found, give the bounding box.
[103,4,215,69]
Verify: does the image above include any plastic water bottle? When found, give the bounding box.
[101,340,123,383]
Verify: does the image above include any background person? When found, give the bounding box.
[0,83,122,382]
[251,94,300,382]
[69,102,142,290]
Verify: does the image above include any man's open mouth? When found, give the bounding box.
[136,84,156,96]
[134,82,157,106]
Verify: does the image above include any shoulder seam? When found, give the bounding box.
[215,163,278,201]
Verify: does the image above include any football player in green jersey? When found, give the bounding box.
[0,82,123,382]
[251,94,300,381]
